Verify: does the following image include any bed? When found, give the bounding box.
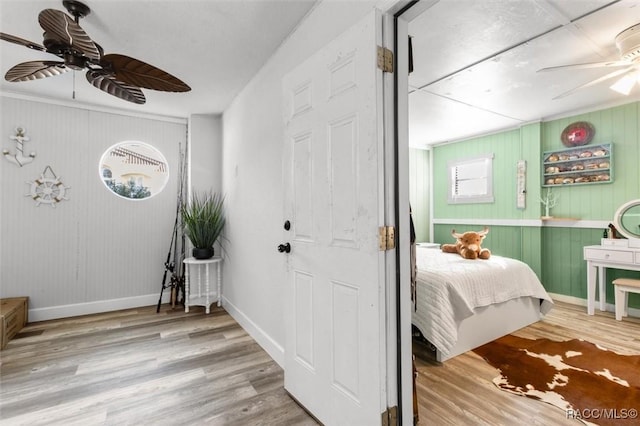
[411,246,554,362]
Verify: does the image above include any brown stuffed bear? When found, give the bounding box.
[441,227,491,260]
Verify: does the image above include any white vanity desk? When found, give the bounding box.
[583,199,640,315]
[583,242,640,315]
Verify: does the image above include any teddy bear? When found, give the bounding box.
[441,227,491,260]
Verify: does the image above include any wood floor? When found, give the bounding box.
[0,304,318,426]
[413,300,640,426]
[2,301,638,425]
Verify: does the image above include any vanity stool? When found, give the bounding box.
[612,278,640,321]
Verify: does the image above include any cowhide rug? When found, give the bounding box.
[473,335,640,426]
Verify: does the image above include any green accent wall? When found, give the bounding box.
[541,102,640,219]
[409,148,430,242]
[413,101,640,309]
[432,126,542,220]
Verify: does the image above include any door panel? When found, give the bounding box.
[283,9,386,425]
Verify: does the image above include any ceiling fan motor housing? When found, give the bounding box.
[63,52,87,70]
[615,23,640,63]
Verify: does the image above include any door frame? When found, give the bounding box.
[385,1,440,424]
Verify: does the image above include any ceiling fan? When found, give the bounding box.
[0,0,190,104]
[538,23,640,99]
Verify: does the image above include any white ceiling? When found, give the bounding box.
[408,0,640,147]
[0,0,317,118]
[2,0,640,147]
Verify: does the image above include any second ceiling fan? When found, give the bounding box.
[0,0,191,104]
[539,23,640,98]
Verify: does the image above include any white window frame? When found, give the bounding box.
[447,153,494,204]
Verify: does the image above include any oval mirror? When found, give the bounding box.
[613,199,640,240]
[99,141,169,200]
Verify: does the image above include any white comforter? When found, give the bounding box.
[411,248,553,358]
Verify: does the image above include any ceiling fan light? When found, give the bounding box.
[615,23,640,62]
[610,74,636,95]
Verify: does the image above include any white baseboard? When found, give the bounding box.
[28,293,170,322]
[221,296,285,367]
[548,292,640,318]
[27,293,286,367]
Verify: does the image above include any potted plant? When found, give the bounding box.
[182,191,226,259]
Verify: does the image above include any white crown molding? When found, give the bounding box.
[1,91,188,124]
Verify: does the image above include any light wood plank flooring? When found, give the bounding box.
[0,305,318,426]
[2,301,637,425]
[413,301,640,425]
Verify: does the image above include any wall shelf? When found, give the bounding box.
[542,143,612,187]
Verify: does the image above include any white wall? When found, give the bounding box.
[189,114,222,194]
[221,0,381,364]
[0,96,187,321]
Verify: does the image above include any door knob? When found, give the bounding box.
[278,243,291,253]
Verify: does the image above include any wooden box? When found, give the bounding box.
[0,297,29,350]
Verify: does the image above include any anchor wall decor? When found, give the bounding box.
[3,126,36,167]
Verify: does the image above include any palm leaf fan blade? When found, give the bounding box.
[38,9,100,60]
[5,61,68,82]
[0,32,45,51]
[104,54,191,92]
[86,70,146,104]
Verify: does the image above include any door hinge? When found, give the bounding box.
[381,405,398,426]
[378,226,396,251]
[377,46,394,73]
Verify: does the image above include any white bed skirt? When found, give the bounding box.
[435,296,543,362]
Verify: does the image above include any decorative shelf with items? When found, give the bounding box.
[542,143,613,187]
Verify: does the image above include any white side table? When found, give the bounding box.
[183,256,222,314]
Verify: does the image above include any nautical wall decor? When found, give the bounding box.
[3,126,36,167]
[26,166,70,208]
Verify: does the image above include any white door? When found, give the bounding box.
[282,10,387,426]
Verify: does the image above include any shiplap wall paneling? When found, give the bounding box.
[409,148,430,242]
[1,99,89,307]
[520,227,542,280]
[433,224,522,259]
[1,97,186,314]
[543,227,592,300]
[432,129,525,221]
[541,227,640,304]
[84,112,184,302]
[492,131,517,216]
[541,103,640,220]
[519,123,542,219]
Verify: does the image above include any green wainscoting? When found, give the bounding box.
[409,148,430,242]
[541,227,640,306]
[412,101,640,310]
[434,224,542,279]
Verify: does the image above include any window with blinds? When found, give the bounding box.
[447,154,494,204]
